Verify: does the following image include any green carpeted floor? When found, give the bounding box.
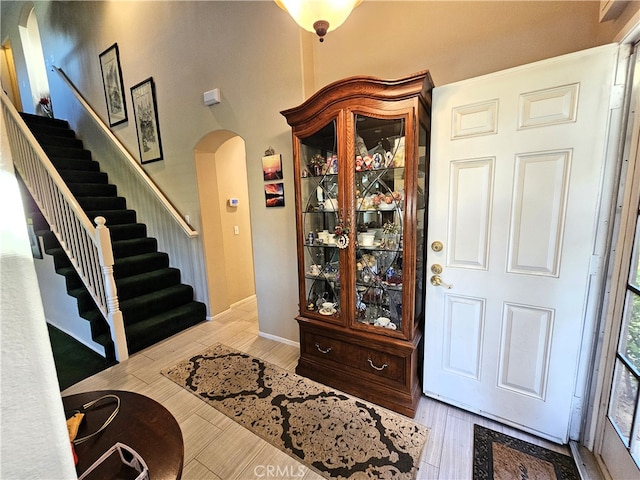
[47,324,115,391]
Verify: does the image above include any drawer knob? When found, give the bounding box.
[315,343,332,354]
[368,358,388,371]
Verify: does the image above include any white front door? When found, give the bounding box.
[424,44,620,443]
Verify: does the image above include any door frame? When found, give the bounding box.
[590,39,640,478]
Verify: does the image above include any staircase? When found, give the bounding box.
[20,112,207,361]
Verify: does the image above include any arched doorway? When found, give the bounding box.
[18,3,50,114]
[1,40,22,110]
[195,131,256,316]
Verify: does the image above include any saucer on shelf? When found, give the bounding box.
[319,308,336,316]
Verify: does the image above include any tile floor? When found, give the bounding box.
[62,298,573,479]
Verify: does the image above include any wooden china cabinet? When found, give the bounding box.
[281,71,433,417]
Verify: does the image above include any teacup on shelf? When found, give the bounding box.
[375,317,391,327]
[319,302,336,315]
[358,232,376,246]
[324,198,338,212]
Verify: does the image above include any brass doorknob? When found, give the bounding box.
[431,264,443,274]
[431,241,444,252]
[430,275,453,289]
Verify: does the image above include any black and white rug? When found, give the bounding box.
[162,343,428,479]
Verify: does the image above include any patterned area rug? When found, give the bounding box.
[162,343,428,479]
[473,424,580,480]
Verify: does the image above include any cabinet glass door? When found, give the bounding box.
[353,114,406,332]
[414,122,428,325]
[299,120,342,318]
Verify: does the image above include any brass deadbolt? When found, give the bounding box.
[431,241,444,252]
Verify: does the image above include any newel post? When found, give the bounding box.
[95,216,129,361]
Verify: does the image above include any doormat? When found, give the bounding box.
[162,343,428,480]
[473,424,580,480]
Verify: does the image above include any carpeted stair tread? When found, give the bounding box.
[58,170,108,184]
[50,157,101,172]
[77,196,126,211]
[108,223,147,241]
[41,230,60,252]
[68,182,117,197]
[57,267,84,292]
[35,134,84,150]
[115,267,182,300]
[111,237,158,258]
[125,301,206,353]
[95,334,115,359]
[114,252,170,278]
[120,284,197,324]
[27,123,77,140]
[85,209,136,225]
[49,235,158,260]
[47,248,73,270]
[81,308,112,337]
[42,144,92,160]
[20,112,69,129]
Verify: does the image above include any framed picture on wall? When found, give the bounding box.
[262,153,283,181]
[265,182,285,207]
[131,77,163,164]
[99,43,127,127]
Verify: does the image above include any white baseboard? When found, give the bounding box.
[258,331,300,348]
[231,294,257,309]
[208,294,258,321]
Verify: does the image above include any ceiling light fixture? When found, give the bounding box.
[275,0,362,42]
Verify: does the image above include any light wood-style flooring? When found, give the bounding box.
[62,298,573,479]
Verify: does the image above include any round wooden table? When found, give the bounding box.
[63,390,183,480]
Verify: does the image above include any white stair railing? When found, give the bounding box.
[1,90,129,361]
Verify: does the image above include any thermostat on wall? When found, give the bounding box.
[228,198,239,207]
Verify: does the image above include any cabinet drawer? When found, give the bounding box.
[302,331,406,385]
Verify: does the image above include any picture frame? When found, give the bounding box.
[264,182,285,207]
[262,153,283,181]
[130,77,163,164]
[99,43,127,127]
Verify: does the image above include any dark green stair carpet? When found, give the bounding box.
[47,323,115,391]
[20,112,206,361]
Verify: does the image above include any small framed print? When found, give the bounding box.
[265,182,285,207]
[262,153,283,181]
[131,77,163,164]
[99,43,127,127]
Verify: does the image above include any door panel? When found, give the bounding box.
[443,294,485,379]
[508,150,571,276]
[498,303,552,399]
[448,158,494,269]
[424,45,619,443]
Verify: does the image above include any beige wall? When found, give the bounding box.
[215,136,256,307]
[2,1,638,345]
[311,1,635,90]
[195,148,228,315]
